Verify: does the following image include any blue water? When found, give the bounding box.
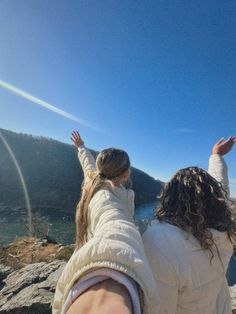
[135,201,157,220]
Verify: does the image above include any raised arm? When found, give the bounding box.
[71,131,96,179]
[208,136,235,196]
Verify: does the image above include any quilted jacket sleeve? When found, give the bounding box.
[208,154,230,196]
[77,146,96,182]
[89,189,133,234]
[52,188,158,314]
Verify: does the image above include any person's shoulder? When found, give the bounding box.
[92,189,110,202]
[144,220,177,233]
[143,220,166,243]
[91,188,119,208]
[118,185,134,198]
[211,229,234,250]
[143,220,188,246]
[88,190,115,219]
[127,188,135,197]
[91,186,134,210]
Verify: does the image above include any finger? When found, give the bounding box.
[225,136,235,145]
[72,133,80,141]
[228,136,236,142]
[72,130,79,134]
[216,137,224,145]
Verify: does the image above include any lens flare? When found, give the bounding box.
[0,131,33,236]
[0,79,94,129]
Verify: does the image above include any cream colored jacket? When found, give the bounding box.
[143,154,234,314]
[53,146,157,314]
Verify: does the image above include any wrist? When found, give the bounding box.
[212,147,222,155]
[210,153,223,160]
[77,144,85,151]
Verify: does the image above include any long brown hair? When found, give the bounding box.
[76,148,130,248]
[156,167,236,254]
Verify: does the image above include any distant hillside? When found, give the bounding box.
[0,128,163,215]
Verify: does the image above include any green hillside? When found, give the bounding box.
[0,128,163,216]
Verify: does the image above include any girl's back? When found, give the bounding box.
[143,136,236,314]
[143,220,233,314]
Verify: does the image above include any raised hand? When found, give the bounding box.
[212,136,236,156]
[71,130,84,148]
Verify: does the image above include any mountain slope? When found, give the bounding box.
[0,128,163,213]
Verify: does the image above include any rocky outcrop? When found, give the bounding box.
[0,259,235,313]
[0,260,65,314]
[0,264,13,282]
[0,264,13,290]
[0,237,72,313]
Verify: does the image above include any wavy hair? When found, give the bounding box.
[156,167,236,255]
[76,148,130,248]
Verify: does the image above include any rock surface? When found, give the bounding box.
[0,264,13,281]
[0,236,235,313]
[0,260,65,314]
[0,259,235,313]
[0,264,13,290]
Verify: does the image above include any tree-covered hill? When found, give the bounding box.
[0,128,163,214]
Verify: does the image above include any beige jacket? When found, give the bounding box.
[52,146,158,314]
[142,154,234,314]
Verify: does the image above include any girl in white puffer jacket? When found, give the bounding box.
[53,131,157,314]
[143,136,236,314]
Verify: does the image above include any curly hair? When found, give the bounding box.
[156,167,236,255]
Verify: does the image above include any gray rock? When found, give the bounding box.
[0,260,66,314]
[0,264,13,282]
[1,259,235,313]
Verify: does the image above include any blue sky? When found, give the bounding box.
[0,0,235,196]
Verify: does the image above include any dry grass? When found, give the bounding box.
[0,237,74,270]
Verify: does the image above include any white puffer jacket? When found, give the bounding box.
[52,146,158,314]
[142,154,234,314]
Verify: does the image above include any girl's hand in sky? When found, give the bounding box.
[71,130,84,148]
[212,136,236,156]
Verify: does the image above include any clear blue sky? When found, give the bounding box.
[0,0,235,196]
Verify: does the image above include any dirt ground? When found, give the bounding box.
[0,237,74,270]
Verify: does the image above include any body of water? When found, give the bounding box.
[1,201,235,285]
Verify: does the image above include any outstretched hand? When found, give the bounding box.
[71,130,84,148]
[212,136,236,156]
